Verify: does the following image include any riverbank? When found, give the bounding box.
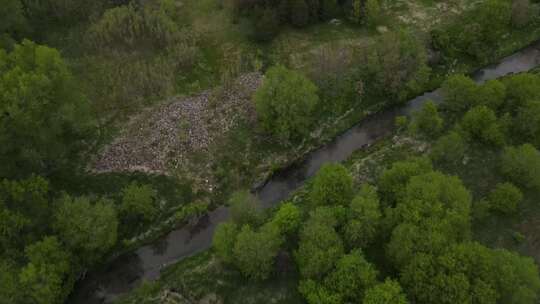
[115,67,540,304]
[69,37,540,304]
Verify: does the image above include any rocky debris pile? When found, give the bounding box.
[93,73,263,174]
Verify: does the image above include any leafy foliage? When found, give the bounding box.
[0,40,96,178]
[310,163,354,207]
[254,66,319,142]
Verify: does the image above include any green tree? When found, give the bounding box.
[345,185,382,248]
[363,279,409,304]
[296,215,344,279]
[120,183,158,223]
[254,65,319,142]
[324,250,379,301]
[233,225,283,280]
[19,237,71,304]
[503,73,540,110]
[408,101,443,138]
[228,190,261,226]
[212,222,238,264]
[475,79,506,110]
[366,30,430,101]
[378,157,432,205]
[488,182,523,214]
[441,74,478,117]
[513,100,540,148]
[387,171,471,266]
[0,176,49,243]
[54,195,118,263]
[0,40,95,178]
[310,163,354,207]
[461,106,505,146]
[400,242,540,304]
[299,279,342,304]
[429,131,466,168]
[270,202,302,235]
[500,144,540,191]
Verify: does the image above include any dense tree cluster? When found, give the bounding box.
[432,0,538,63]
[231,0,383,41]
[213,156,540,304]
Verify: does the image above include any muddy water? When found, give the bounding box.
[70,41,540,303]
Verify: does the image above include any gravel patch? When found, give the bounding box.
[93,73,263,174]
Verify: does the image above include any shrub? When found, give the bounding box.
[120,183,158,222]
[429,131,466,167]
[408,101,443,138]
[461,106,505,146]
[254,66,319,142]
[500,144,540,191]
[310,163,354,207]
[488,182,523,214]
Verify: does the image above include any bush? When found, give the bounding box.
[500,144,540,191]
[429,131,466,167]
[310,163,354,207]
[408,101,443,138]
[363,279,409,304]
[233,225,283,280]
[461,106,505,146]
[0,40,96,178]
[344,185,381,248]
[213,222,238,264]
[441,74,478,117]
[488,182,523,214]
[228,190,262,226]
[270,202,302,235]
[120,183,158,223]
[254,66,319,142]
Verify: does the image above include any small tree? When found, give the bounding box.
[345,185,382,248]
[350,0,362,24]
[324,249,379,301]
[461,106,505,146]
[54,195,118,263]
[213,222,238,264]
[310,163,354,207]
[408,101,443,138]
[19,237,71,304]
[270,202,302,235]
[233,225,283,280]
[254,66,319,142]
[441,74,478,117]
[296,218,344,279]
[429,131,466,168]
[378,157,432,205]
[120,182,158,222]
[488,182,523,214]
[320,0,339,21]
[363,279,409,304]
[228,190,261,226]
[500,144,540,191]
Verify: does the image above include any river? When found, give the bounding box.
[69,40,540,303]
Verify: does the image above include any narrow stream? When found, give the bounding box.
[70,41,540,303]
